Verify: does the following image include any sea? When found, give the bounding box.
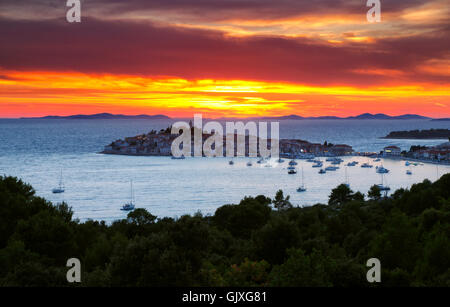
[0,118,449,222]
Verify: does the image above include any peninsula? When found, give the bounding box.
[382,129,450,139]
[101,126,353,157]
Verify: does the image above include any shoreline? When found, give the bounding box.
[99,150,450,166]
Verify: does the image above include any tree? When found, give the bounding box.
[273,190,292,211]
[368,185,381,201]
[127,208,156,226]
[328,184,353,206]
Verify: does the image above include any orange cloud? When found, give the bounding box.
[1,71,448,118]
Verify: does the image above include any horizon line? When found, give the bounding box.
[2,112,447,120]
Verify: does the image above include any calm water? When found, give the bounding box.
[0,119,449,222]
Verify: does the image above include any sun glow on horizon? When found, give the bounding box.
[0,71,449,118]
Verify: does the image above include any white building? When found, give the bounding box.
[383,145,401,156]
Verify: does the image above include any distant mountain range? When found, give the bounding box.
[431,118,450,121]
[21,113,171,120]
[258,113,430,120]
[20,112,440,120]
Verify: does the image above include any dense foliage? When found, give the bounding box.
[0,174,449,286]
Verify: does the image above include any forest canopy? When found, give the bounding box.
[0,174,449,286]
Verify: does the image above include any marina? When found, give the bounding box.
[1,118,449,222]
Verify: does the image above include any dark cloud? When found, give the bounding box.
[0,17,448,85]
[0,0,432,21]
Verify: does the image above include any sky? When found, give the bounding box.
[0,0,449,118]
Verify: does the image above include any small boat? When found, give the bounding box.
[325,166,339,171]
[229,160,234,165]
[247,161,252,166]
[405,161,411,166]
[257,157,265,164]
[406,170,412,175]
[288,160,298,166]
[374,158,381,162]
[287,166,296,170]
[171,154,185,160]
[121,180,136,211]
[297,167,307,192]
[307,158,316,163]
[376,166,389,174]
[318,169,326,174]
[277,158,285,163]
[377,184,391,191]
[288,169,297,174]
[312,161,323,168]
[361,163,373,168]
[347,161,357,166]
[52,170,65,194]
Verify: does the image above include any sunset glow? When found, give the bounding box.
[0,0,449,118]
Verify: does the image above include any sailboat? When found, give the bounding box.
[297,167,306,192]
[376,173,390,191]
[121,180,135,211]
[52,170,65,194]
[343,167,350,188]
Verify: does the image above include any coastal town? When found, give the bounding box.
[102,126,450,164]
[102,126,354,158]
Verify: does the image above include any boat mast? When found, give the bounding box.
[59,169,64,189]
[130,180,134,204]
[301,166,304,187]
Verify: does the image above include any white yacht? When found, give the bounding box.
[297,167,306,192]
[121,180,136,211]
[52,170,65,194]
[288,160,298,166]
[376,166,390,174]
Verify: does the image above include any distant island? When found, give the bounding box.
[20,113,171,120]
[258,113,429,120]
[382,129,450,139]
[18,112,434,120]
[431,118,450,121]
